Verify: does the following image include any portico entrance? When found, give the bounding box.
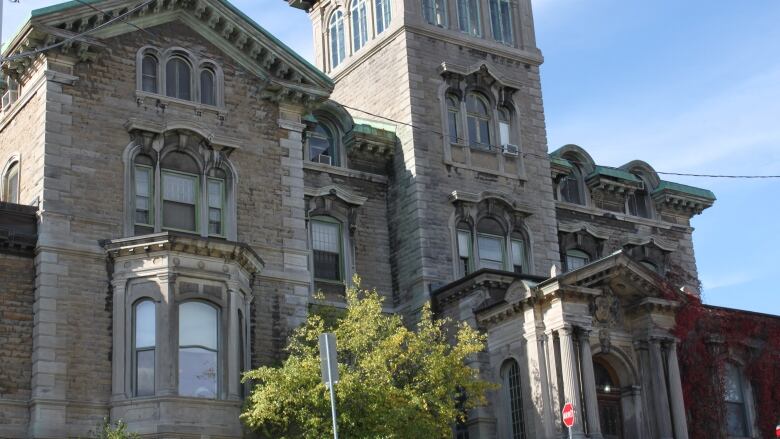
[594,359,623,439]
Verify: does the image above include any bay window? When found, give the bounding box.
[178,301,219,399]
[477,218,505,270]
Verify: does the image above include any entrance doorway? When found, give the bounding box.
[593,359,623,439]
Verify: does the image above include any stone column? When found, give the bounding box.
[650,339,673,439]
[111,277,127,399]
[578,330,603,439]
[666,341,689,439]
[157,273,177,396]
[537,333,555,437]
[559,325,586,438]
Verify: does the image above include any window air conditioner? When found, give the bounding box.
[502,144,520,156]
[315,154,332,165]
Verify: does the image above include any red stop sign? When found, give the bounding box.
[562,402,575,428]
[775,424,779,437]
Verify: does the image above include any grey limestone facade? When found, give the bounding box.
[0,0,764,438]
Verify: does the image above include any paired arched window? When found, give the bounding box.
[311,216,344,282]
[137,48,223,107]
[457,0,482,36]
[565,249,590,271]
[329,11,347,69]
[423,0,447,27]
[351,0,369,52]
[501,360,527,439]
[2,160,20,204]
[489,0,514,45]
[446,93,461,144]
[375,0,392,34]
[456,216,529,277]
[466,93,491,150]
[178,301,219,399]
[133,299,156,397]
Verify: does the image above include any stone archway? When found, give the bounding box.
[593,357,623,439]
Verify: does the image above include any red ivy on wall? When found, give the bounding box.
[672,293,780,439]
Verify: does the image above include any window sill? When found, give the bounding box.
[135,91,227,117]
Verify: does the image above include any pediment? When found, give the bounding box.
[2,0,333,105]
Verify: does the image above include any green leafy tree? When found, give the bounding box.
[241,276,492,439]
[88,418,140,439]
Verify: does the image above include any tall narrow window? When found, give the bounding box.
[2,76,19,110]
[375,0,392,34]
[179,301,218,398]
[423,0,447,27]
[457,226,472,277]
[502,360,527,439]
[498,107,511,147]
[447,94,461,144]
[724,363,749,437]
[511,239,525,273]
[312,219,342,281]
[627,176,652,218]
[166,57,192,100]
[329,11,346,69]
[457,0,482,36]
[134,165,153,227]
[489,0,513,45]
[3,161,19,204]
[477,218,505,270]
[200,69,216,106]
[565,249,590,271]
[466,93,491,150]
[207,179,224,236]
[560,168,584,205]
[162,172,198,232]
[134,300,156,397]
[351,0,369,52]
[308,122,338,166]
[142,55,159,93]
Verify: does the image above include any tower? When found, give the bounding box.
[289,0,560,315]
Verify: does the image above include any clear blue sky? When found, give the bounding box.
[3,0,778,315]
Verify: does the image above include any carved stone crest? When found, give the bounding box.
[590,288,621,326]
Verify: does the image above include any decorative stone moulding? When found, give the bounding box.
[1,0,333,105]
[651,182,716,216]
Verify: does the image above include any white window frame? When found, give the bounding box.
[477,232,505,270]
[135,46,224,108]
[132,299,156,397]
[329,10,347,70]
[161,169,200,233]
[423,0,448,27]
[374,0,392,35]
[178,300,220,399]
[351,0,369,52]
[1,156,21,204]
[311,217,345,283]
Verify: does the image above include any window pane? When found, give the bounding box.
[490,0,501,41]
[457,230,471,257]
[135,300,156,348]
[166,58,191,100]
[566,252,589,271]
[312,221,340,253]
[500,0,513,43]
[208,208,222,236]
[135,167,150,197]
[200,70,215,106]
[449,111,460,143]
[179,347,217,398]
[179,301,218,350]
[163,173,196,204]
[511,240,524,272]
[500,121,510,146]
[136,349,155,397]
[505,361,526,439]
[457,0,469,32]
[423,0,435,24]
[478,235,503,269]
[314,250,340,281]
[163,202,196,231]
[208,180,223,208]
[467,116,478,146]
[5,164,19,203]
[142,56,158,93]
[479,120,490,147]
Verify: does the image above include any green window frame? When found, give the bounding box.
[161,170,199,233]
[207,178,225,237]
[134,164,154,228]
[311,217,344,283]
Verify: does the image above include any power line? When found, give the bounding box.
[336,101,780,180]
[71,0,159,42]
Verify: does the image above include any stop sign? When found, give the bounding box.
[562,402,575,428]
[775,424,779,438]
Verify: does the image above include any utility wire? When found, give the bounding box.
[71,0,159,42]
[336,101,780,180]
[0,0,155,63]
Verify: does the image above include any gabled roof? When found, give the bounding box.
[2,0,333,104]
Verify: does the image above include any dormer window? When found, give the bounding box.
[565,249,590,271]
[560,166,585,205]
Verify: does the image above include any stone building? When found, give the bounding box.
[0,0,774,438]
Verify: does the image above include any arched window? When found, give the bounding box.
[724,362,749,437]
[160,152,199,232]
[200,69,216,106]
[141,55,159,93]
[311,217,343,282]
[627,174,652,218]
[447,93,461,144]
[501,360,526,439]
[560,167,585,205]
[133,299,156,397]
[2,160,20,204]
[166,57,192,100]
[351,0,369,52]
[477,218,505,270]
[307,121,339,166]
[466,93,491,150]
[565,249,590,271]
[498,107,512,147]
[489,0,513,45]
[423,0,447,27]
[329,11,346,69]
[456,221,473,277]
[375,0,392,34]
[179,301,219,398]
[457,0,482,36]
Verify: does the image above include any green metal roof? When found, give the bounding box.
[7,0,333,87]
[653,181,716,200]
[588,166,641,183]
[352,117,396,134]
[550,156,574,170]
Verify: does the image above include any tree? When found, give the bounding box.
[241,276,493,439]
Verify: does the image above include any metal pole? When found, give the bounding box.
[568,426,572,439]
[324,339,339,439]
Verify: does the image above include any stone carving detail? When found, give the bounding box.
[590,287,621,326]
